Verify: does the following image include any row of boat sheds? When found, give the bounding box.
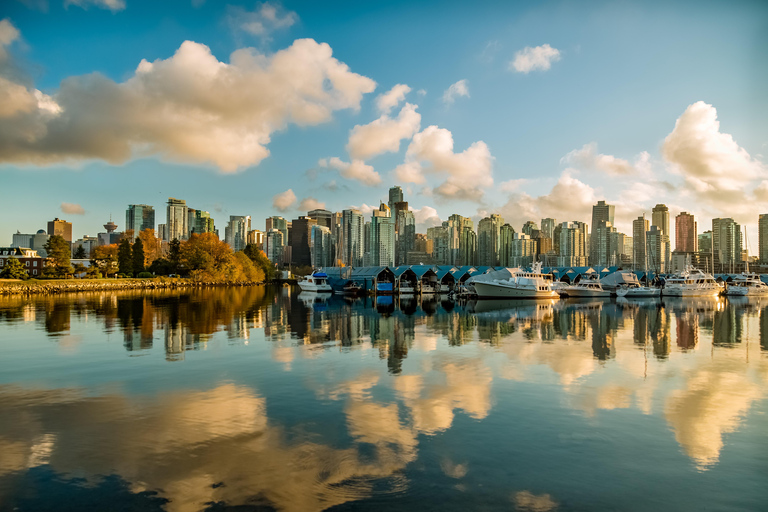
[317,265,768,296]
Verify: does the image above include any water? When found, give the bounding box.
[1,287,767,512]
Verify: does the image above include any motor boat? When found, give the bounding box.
[298,271,333,293]
[616,284,661,298]
[725,273,768,296]
[471,262,559,299]
[560,278,611,298]
[663,266,722,297]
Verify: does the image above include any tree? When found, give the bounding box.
[91,244,118,277]
[149,258,173,276]
[169,239,181,274]
[118,239,133,275]
[43,235,73,278]
[243,243,276,281]
[72,262,87,277]
[0,258,28,279]
[138,229,160,267]
[132,237,145,274]
[73,245,87,259]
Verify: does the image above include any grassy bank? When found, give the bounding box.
[0,277,264,295]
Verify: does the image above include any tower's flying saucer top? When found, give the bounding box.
[104,221,117,233]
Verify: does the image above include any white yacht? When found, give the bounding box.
[725,273,768,296]
[663,266,722,297]
[298,271,333,293]
[561,278,611,298]
[472,263,560,299]
[616,283,661,298]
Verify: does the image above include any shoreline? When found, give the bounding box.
[0,278,266,296]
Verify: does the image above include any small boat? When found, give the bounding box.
[561,278,611,298]
[663,266,722,297]
[342,281,364,296]
[725,273,768,296]
[298,271,333,293]
[399,283,416,295]
[616,284,661,298]
[420,283,437,294]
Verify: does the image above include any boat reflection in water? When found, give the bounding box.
[0,287,767,511]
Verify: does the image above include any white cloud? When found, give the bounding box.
[404,125,493,202]
[412,206,442,231]
[298,197,325,211]
[272,189,296,211]
[349,203,376,216]
[510,44,561,73]
[393,161,426,185]
[64,0,125,12]
[0,38,376,172]
[375,83,410,114]
[0,19,20,58]
[60,202,85,215]
[324,156,381,186]
[346,103,421,161]
[442,79,469,104]
[499,178,527,192]
[562,142,638,175]
[227,2,297,39]
[661,101,767,223]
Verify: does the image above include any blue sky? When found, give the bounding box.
[1,0,767,248]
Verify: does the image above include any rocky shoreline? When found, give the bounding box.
[0,279,264,296]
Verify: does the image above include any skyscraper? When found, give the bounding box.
[47,217,72,243]
[310,224,333,268]
[166,198,188,241]
[290,216,317,267]
[499,224,515,266]
[646,225,667,273]
[760,214,768,264]
[541,218,557,239]
[448,214,474,265]
[341,209,364,266]
[712,218,742,272]
[593,220,616,267]
[477,214,504,266]
[369,204,395,266]
[522,221,538,236]
[652,204,670,272]
[396,208,415,266]
[388,186,403,213]
[265,229,284,264]
[308,209,333,229]
[632,216,650,270]
[511,232,537,267]
[224,215,251,252]
[558,221,588,267]
[590,200,614,266]
[675,212,697,253]
[266,217,288,247]
[125,204,155,235]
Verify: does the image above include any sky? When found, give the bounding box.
[1,0,767,250]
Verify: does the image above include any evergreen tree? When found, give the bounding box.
[43,235,73,278]
[73,245,87,259]
[243,243,276,280]
[169,239,181,274]
[132,237,145,274]
[117,239,133,275]
[0,257,28,279]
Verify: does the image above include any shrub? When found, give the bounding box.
[137,271,153,278]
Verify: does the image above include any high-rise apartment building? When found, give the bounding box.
[396,208,416,266]
[308,209,333,230]
[646,225,668,273]
[190,210,215,235]
[388,186,403,214]
[166,198,188,241]
[265,229,284,264]
[368,204,395,266]
[632,216,650,270]
[499,224,515,266]
[652,204,671,272]
[341,209,364,267]
[759,214,768,263]
[290,216,317,267]
[558,221,588,267]
[593,220,616,267]
[125,205,155,235]
[47,218,72,243]
[445,214,474,265]
[589,200,614,266]
[477,214,504,266]
[310,225,333,268]
[522,221,538,236]
[541,218,557,240]
[675,212,697,253]
[225,215,251,252]
[712,218,742,272]
[427,225,450,265]
[511,233,537,267]
[266,217,288,247]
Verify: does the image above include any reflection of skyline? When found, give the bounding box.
[1,291,768,486]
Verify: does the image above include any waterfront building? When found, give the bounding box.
[593,220,616,267]
[290,216,317,267]
[558,221,588,267]
[675,212,697,253]
[541,218,557,240]
[47,217,72,243]
[652,204,671,272]
[499,224,515,266]
[266,216,288,248]
[310,224,333,268]
[759,214,768,264]
[368,204,395,266]
[477,214,504,266]
[341,209,364,267]
[511,232,537,267]
[224,216,251,252]
[712,218,742,272]
[632,216,649,270]
[459,224,477,266]
[608,231,632,267]
[166,198,188,241]
[589,201,614,266]
[427,225,450,265]
[396,208,416,266]
[265,229,284,264]
[646,225,668,273]
[0,247,45,277]
[125,205,155,236]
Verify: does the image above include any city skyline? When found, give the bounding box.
[1,0,766,247]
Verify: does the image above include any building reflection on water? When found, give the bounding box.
[0,290,767,510]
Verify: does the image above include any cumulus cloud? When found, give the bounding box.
[375,83,410,114]
[298,196,325,211]
[321,156,381,186]
[227,2,297,39]
[64,0,125,12]
[403,125,493,202]
[272,189,296,211]
[393,161,426,185]
[442,79,469,104]
[510,44,561,73]
[0,37,376,172]
[412,206,442,231]
[562,142,639,175]
[662,101,766,222]
[60,202,85,215]
[0,19,20,60]
[346,103,421,161]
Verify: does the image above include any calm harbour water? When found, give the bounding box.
[1,286,767,512]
